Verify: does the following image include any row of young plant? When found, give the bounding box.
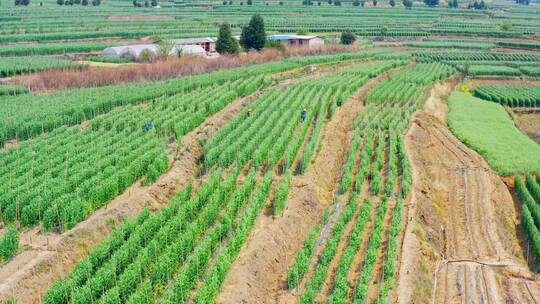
[0,226,19,264]
[474,85,540,107]
[203,61,403,173]
[414,51,540,63]
[367,63,454,103]
[0,41,113,57]
[0,50,387,147]
[0,76,267,231]
[44,167,251,303]
[515,173,540,271]
[0,84,28,96]
[290,62,444,303]
[0,56,82,77]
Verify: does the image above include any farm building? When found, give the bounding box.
[168,37,216,53]
[267,35,325,48]
[101,44,206,60]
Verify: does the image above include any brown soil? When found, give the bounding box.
[215,70,394,304]
[513,113,540,144]
[395,79,540,304]
[0,91,255,304]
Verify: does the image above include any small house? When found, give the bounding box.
[168,37,216,53]
[267,35,325,48]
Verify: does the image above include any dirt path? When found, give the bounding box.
[395,79,540,304]
[0,90,254,303]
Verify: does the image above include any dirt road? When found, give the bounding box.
[396,80,540,304]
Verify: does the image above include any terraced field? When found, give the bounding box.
[2,1,540,303]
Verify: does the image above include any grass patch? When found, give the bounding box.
[448,91,540,175]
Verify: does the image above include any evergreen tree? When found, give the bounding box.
[151,0,157,6]
[372,0,377,5]
[73,0,80,4]
[424,0,438,6]
[240,14,266,51]
[353,0,360,6]
[216,23,239,54]
[247,0,252,4]
[402,0,412,8]
[340,30,356,45]
[91,0,100,5]
[82,0,88,5]
[389,0,396,7]
[57,0,64,5]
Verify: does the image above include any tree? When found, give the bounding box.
[156,38,174,58]
[296,28,309,35]
[91,0,100,5]
[500,20,512,31]
[73,0,80,4]
[239,14,266,51]
[247,0,252,4]
[372,0,377,5]
[389,0,396,6]
[151,0,157,6]
[334,0,341,5]
[353,0,360,5]
[424,0,438,6]
[82,0,88,5]
[340,30,356,45]
[402,0,412,7]
[448,0,457,7]
[57,0,64,4]
[216,23,239,54]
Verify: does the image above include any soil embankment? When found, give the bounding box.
[396,79,540,304]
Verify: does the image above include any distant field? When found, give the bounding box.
[448,91,540,175]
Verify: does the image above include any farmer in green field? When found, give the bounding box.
[301,108,307,122]
[247,108,253,118]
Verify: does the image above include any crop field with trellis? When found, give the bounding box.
[1,0,540,303]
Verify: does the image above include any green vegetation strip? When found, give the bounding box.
[448,91,540,175]
[474,85,540,108]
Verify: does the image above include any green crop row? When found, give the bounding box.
[0,50,388,147]
[0,42,113,57]
[474,85,540,107]
[0,84,28,96]
[0,56,82,77]
[516,175,540,272]
[0,226,19,264]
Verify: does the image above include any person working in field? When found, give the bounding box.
[247,108,253,118]
[301,109,307,122]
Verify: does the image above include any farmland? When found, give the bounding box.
[1,0,540,303]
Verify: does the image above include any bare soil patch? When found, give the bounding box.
[513,113,540,144]
[395,80,540,304]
